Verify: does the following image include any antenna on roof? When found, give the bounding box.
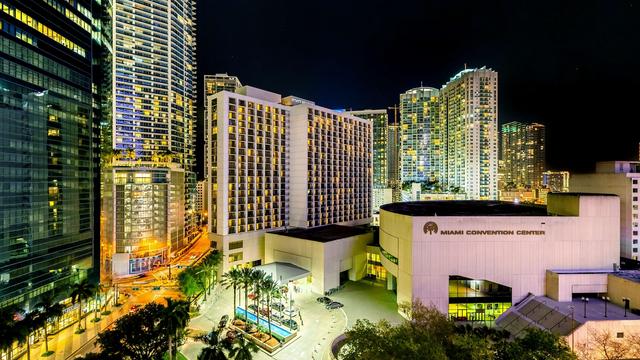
[464,63,467,70]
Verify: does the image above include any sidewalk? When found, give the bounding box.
[19,293,144,360]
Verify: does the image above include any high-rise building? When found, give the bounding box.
[206,87,372,271]
[399,87,440,184]
[501,121,546,188]
[440,67,499,200]
[204,74,242,96]
[207,87,290,270]
[542,171,570,192]
[101,0,197,278]
[347,109,388,210]
[0,0,96,307]
[571,161,640,261]
[387,123,402,202]
[287,97,372,229]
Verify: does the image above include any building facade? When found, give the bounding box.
[543,171,570,192]
[387,123,402,202]
[0,0,96,307]
[571,161,640,260]
[347,109,388,211]
[379,194,619,316]
[207,87,290,270]
[288,98,372,229]
[101,0,197,278]
[501,121,545,189]
[440,67,499,200]
[399,87,440,184]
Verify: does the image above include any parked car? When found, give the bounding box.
[282,307,298,317]
[219,314,229,328]
[316,297,331,304]
[326,301,344,310]
[248,304,258,313]
[271,302,285,312]
[281,318,299,331]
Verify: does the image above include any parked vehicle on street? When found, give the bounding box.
[326,301,344,310]
[281,318,299,331]
[219,314,229,328]
[316,296,331,304]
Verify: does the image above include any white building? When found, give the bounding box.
[571,161,640,261]
[440,67,499,200]
[206,87,290,270]
[206,87,372,271]
[196,180,207,215]
[287,97,372,228]
[379,193,620,317]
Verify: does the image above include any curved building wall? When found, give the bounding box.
[379,195,620,313]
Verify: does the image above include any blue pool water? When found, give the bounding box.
[235,306,293,338]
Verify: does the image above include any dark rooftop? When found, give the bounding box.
[612,270,640,283]
[380,201,549,217]
[268,224,371,243]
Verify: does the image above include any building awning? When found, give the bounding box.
[254,262,310,284]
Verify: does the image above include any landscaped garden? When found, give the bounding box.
[220,267,300,352]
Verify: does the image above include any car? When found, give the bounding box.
[248,304,258,313]
[281,318,299,331]
[282,307,298,317]
[316,296,331,304]
[129,304,141,313]
[219,314,229,328]
[326,301,344,309]
[271,302,285,312]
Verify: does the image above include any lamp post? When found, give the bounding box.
[602,296,610,318]
[623,297,631,317]
[581,297,589,318]
[568,305,575,351]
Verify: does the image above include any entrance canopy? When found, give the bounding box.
[254,262,310,284]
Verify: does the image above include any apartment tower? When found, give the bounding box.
[501,121,546,188]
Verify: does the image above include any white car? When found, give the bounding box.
[281,307,298,318]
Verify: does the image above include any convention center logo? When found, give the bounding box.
[423,221,439,235]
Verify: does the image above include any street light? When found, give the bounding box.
[623,297,631,317]
[602,296,610,318]
[581,297,589,318]
[568,305,575,351]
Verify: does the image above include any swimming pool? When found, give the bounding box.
[235,306,293,339]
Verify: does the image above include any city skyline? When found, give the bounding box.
[196,1,640,173]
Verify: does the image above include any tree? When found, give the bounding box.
[161,298,190,360]
[239,268,254,322]
[35,294,64,355]
[15,310,42,360]
[575,329,631,360]
[495,328,576,360]
[178,267,199,301]
[228,336,258,360]
[221,268,242,313]
[249,270,266,318]
[71,279,96,333]
[97,302,169,360]
[0,306,20,360]
[196,328,232,360]
[259,276,279,340]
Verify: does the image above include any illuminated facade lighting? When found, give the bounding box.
[500,121,546,189]
[101,0,197,278]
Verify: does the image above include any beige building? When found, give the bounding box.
[379,193,620,317]
[264,225,372,294]
[571,161,640,261]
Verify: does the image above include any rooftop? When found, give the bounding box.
[268,224,371,243]
[253,262,310,284]
[380,201,549,217]
[612,270,640,283]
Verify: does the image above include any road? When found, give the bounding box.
[18,229,211,360]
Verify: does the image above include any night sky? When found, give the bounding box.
[196,0,640,175]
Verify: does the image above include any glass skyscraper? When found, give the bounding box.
[500,121,546,189]
[101,0,197,278]
[0,0,96,307]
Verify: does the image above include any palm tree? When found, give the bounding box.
[201,260,217,296]
[249,270,266,320]
[0,306,21,360]
[161,298,190,360]
[228,336,258,360]
[70,279,96,333]
[260,277,280,340]
[16,310,43,360]
[35,294,64,355]
[239,268,255,323]
[196,328,231,360]
[221,268,242,313]
[125,147,136,161]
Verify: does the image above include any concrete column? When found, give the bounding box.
[387,274,396,291]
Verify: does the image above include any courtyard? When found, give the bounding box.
[181,280,403,360]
